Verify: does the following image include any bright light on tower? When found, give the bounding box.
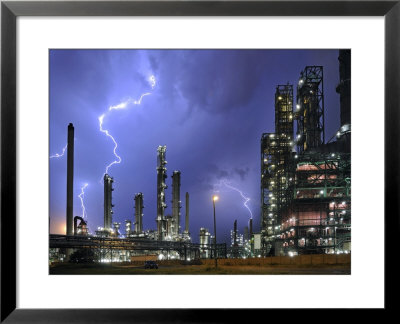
[213,195,219,202]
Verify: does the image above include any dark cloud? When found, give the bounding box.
[207,163,230,180]
[177,51,269,114]
[233,167,250,181]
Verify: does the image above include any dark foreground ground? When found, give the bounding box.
[50,263,350,275]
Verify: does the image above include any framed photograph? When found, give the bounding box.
[1,0,398,321]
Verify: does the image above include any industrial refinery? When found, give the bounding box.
[259,50,351,257]
[50,131,227,263]
[49,49,351,273]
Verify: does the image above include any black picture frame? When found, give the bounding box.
[1,0,398,321]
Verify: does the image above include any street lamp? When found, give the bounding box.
[212,195,219,268]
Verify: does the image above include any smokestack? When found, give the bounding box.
[171,171,181,236]
[185,192,189,233]
[249,218,253,238]
[134,193,144,234]
[66,123,74,236]
[104,174,114,230]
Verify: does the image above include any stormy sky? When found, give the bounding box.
[49,49,340,243]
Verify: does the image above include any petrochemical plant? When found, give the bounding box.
[260,50,351,256]
[50,50,351,264]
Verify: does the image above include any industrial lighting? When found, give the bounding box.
[213,195,219,201]
[296,104,300,109]
[295,155,298,159]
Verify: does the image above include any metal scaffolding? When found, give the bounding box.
[261,60,351,256]
[278,152,351,255]
[261,84,294,256]
[49,234,227,262]
[295,66,324,153]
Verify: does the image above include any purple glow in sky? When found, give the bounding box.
[49,49,340,243]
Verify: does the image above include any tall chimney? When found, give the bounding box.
[249,218,253,238]
[104,174,114,230]
[66,123,74,236]
[185,192,189,233]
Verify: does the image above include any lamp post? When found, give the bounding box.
[212,195,219,268]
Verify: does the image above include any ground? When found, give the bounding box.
[49,263,350,275]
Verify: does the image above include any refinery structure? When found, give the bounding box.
[50,128,227,263]
[50,50,351,264]
[260,50,351,256]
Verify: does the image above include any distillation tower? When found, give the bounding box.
[171,171,181,237]
[134,193,144,234]
[261,84,294,255]
[184,192,190,235]
[295,66,324,153]
[156,145,168,240]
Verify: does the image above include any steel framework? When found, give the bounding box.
[295,66,324,153]
[49,234,227,262]
[278,152,351,255]
[261,84,294,255]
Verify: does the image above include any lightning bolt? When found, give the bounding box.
[220,180,253,219]
[50,143,67,159]
[78,183,88,219]
[98,75,156,179]
[99,114,122,177]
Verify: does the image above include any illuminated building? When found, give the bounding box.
[261,51,351,256]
